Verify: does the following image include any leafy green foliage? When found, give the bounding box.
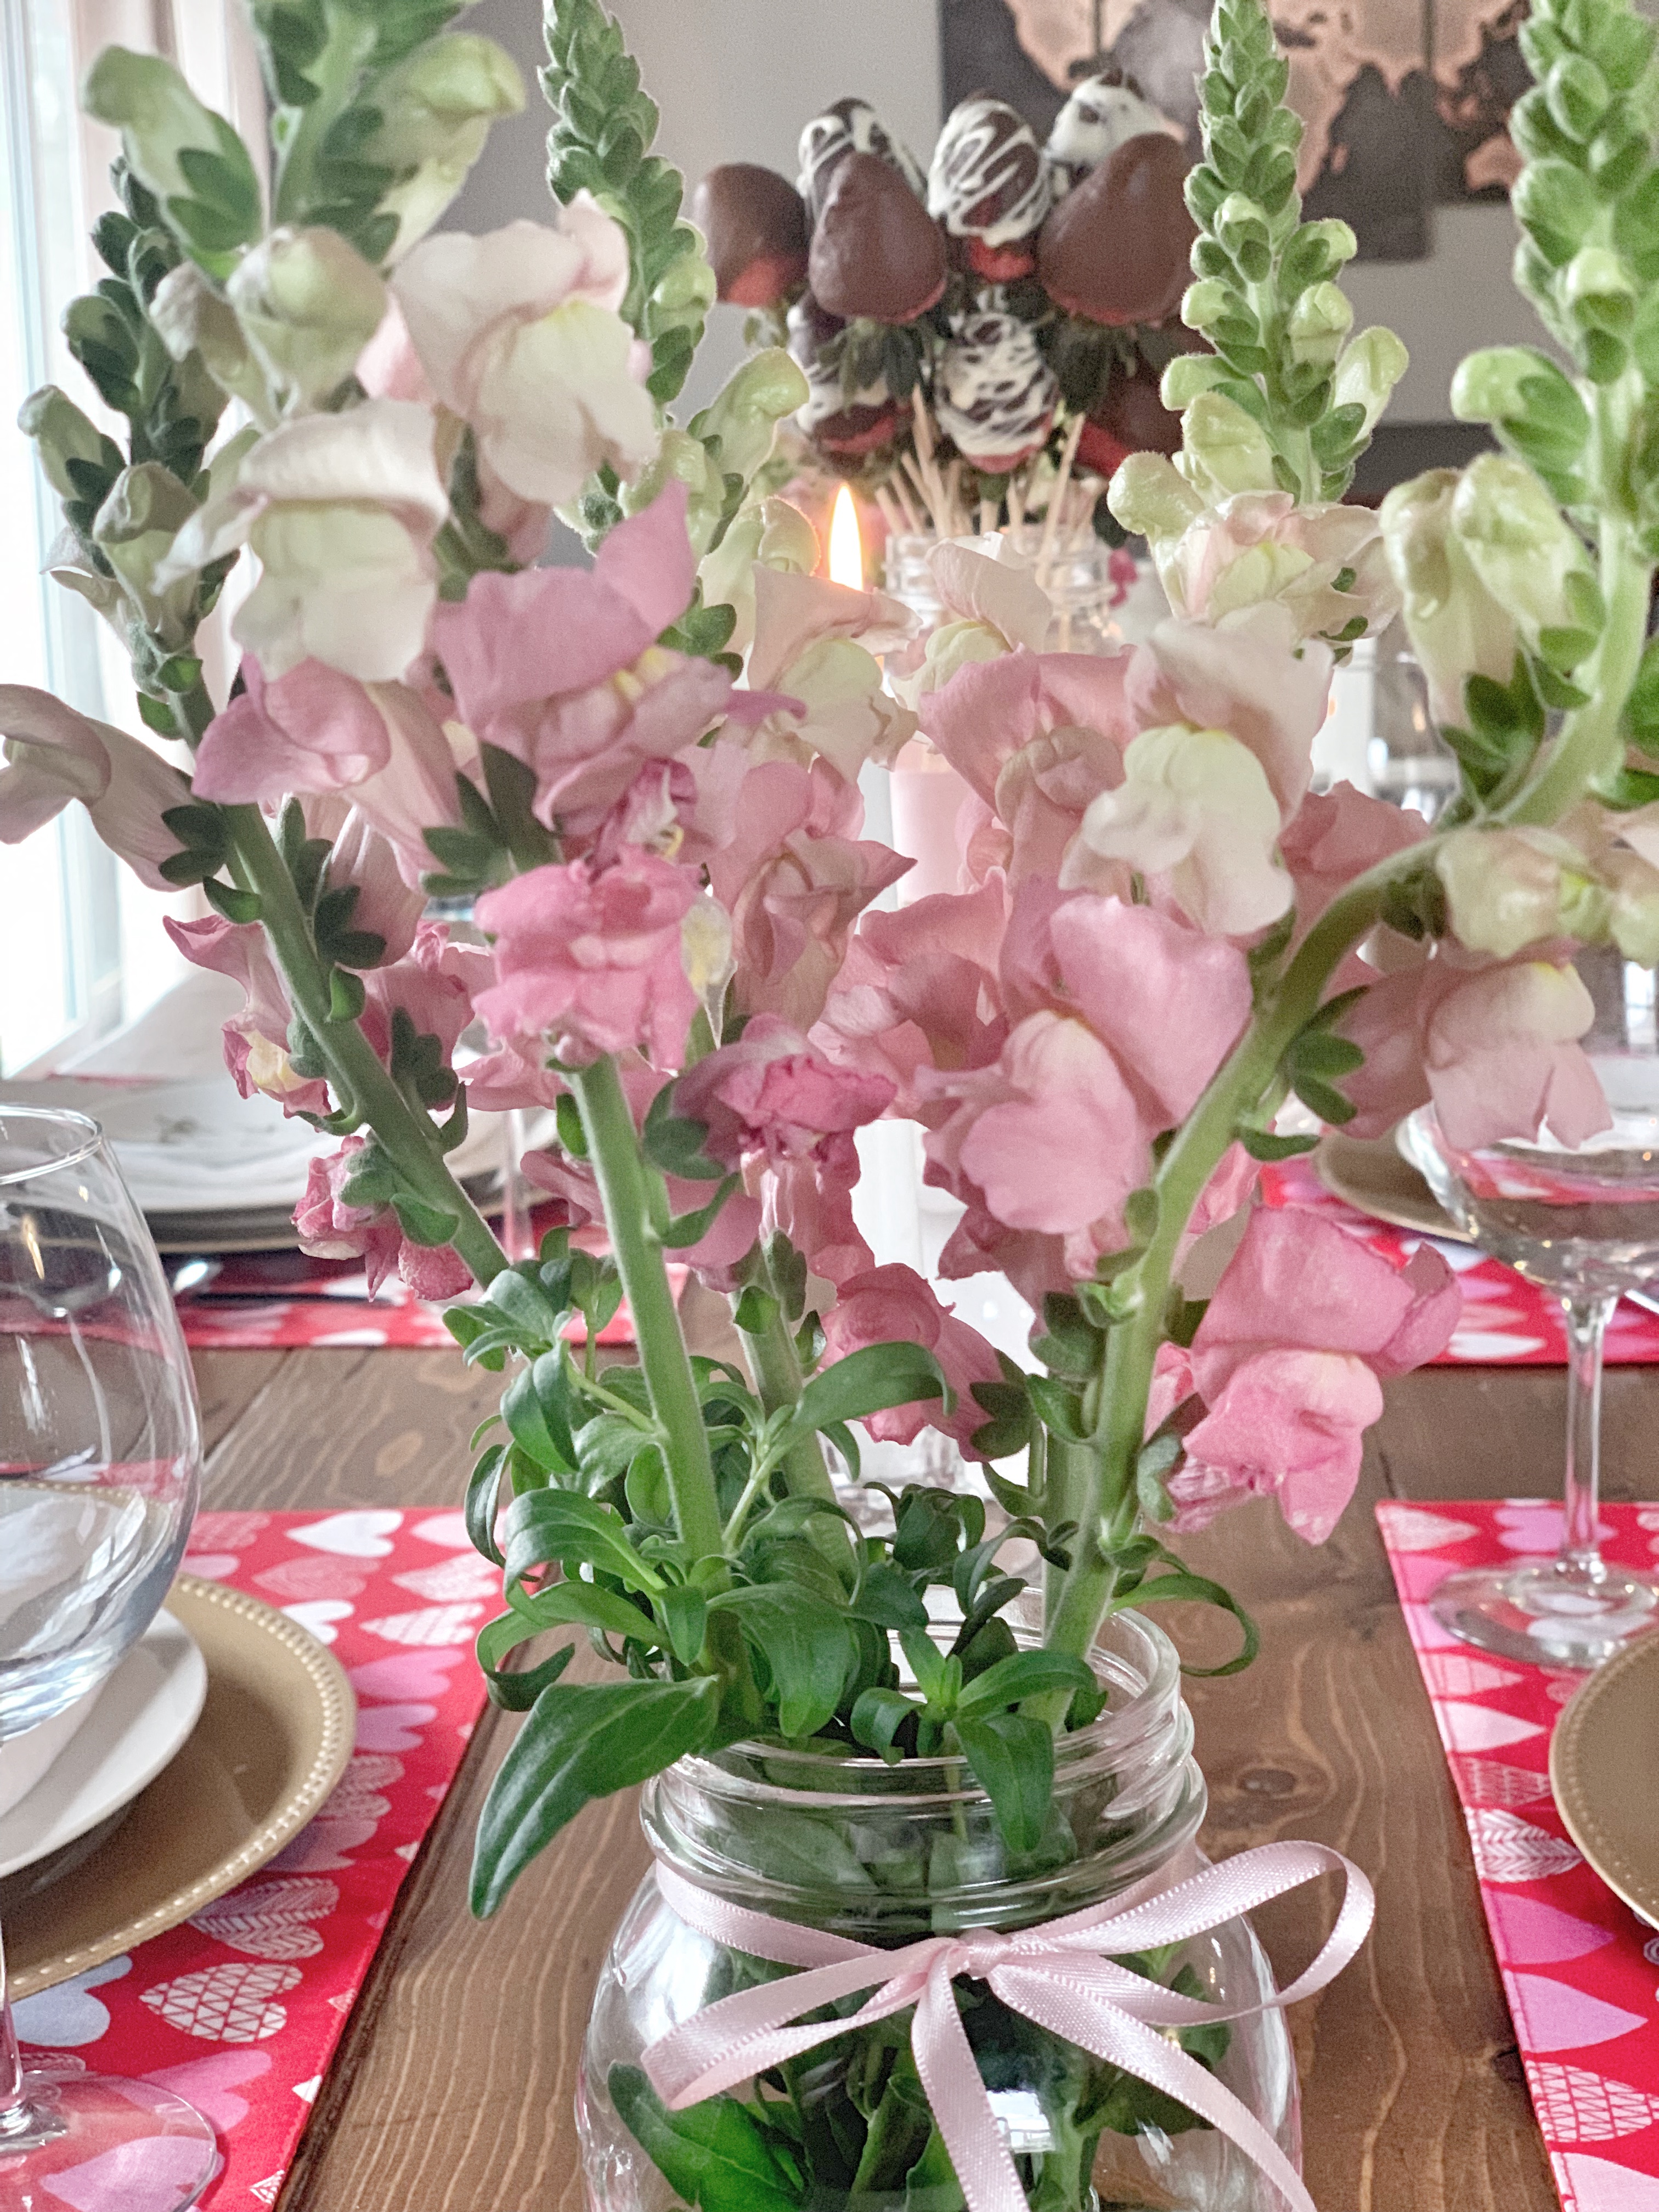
[541,0,713,403]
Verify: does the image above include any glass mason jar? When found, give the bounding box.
[577,1611,1300,2211]
[883,529,1131,657]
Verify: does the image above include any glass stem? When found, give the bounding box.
[0,1914,50,2144]
[1559,1291,1617,1583]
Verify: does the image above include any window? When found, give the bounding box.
[0,1,260,1076]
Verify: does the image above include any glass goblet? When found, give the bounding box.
[0,1107,215,2206]
[1402,960,1659,1666]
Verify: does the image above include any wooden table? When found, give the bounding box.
[192,1342,1659,2211]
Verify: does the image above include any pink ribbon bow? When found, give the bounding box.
[644,1837,1373,2212]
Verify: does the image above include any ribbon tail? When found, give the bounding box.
[995,1962,1315,2212]
[911,1965,1031,2212]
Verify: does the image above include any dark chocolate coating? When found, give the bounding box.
[808,153,947,325]
[786,291,900,453]
[1036,132,1196,327]
[690,164,809,306]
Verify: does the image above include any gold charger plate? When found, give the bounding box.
[1314,1130,1471,1243]
[4,1575,356,1997]
[1550,1629,1659,1929]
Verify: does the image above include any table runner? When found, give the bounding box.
[1376,1499,1659,2212]
[1261,1156,1659,1365]
[11,1508,493,2209]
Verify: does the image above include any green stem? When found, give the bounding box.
[735,1278,836,1505]
[169,681,508,1289]
[1043,860,1408,1668]
[270,16,376,228]
[571,1056,726,1561]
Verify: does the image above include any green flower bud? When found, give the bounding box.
[1512,157,1599,268]
[623,427,723,552]
[360,36,526,262]
[149,261,274,422]
[92,462,202,644]
[1450,346,1588,444]
[1106,451,1205,551]
[1278,217,1357,298]
[16,387,123,500]
[1333,326,1409,432]
[1564,245,1635,332]
[1287,281,1353,367]
[1175,389,1278,500]
[1545,53,1610,139]
[1181,278,1232,334]
[80,49,260,275]
[1215,193,1271,279]
[226,228,388,409]
[1450,452,1595,658]
[1379,467,1517,725]
[649,245,717,340]
[687,350,810,490]
[1436,826,1609,958]
[1160,354,1232,410]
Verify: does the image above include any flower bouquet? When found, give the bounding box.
[7,0,1659,2203]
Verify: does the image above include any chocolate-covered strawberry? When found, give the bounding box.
[927,94,1051,280]
[691,163,809,307]
[798,96,926,215]
[933,312,1058,472]
[1045,74,1177,200]
[808,153,947,324]
[1037,132,1195,326]
[787,293,900,458]
[1078,359,1183,476]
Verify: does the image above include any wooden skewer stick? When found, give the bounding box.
[978,498,996,536]
[1036,413,1086,589]
[874,483,907,540]
[898,450,938,534]
[1008,462,1027,534]
[909,387,952,538]
[888,467,924,535]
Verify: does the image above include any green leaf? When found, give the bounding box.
[849,1685,918,1763]
[499,1577,651,1651]
[710,1585,854,1739]
[202,879,261,924]
[482,1266,566,1346]
[954,1649,1096,1717]
[953,1711,1053,1854]
[1238,1126,1319,1162]
[655,1582,708,1665]
[503,1352,578,1475]
[732,1285,780,1336]
[607,2068,803,2212]
[789,1344,947,1438]
[392,1194,459,1248]
[554,1092,587,1158]
[1026,1374,1089,1445]
[464,1438,508,1563]
[472,1676,720,1914]
[644,1081,726,1180]
[850,1561,930,1630]
[502,1487,662,1597]
[660,1174,742,1249]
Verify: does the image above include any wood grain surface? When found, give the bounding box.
[188,1346,1659,2212]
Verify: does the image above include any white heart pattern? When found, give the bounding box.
[1452,1757,1551,1808]
[392,1554,498,1603]
[1418,1654,1523,1698]
[1556,2154,1659,2212]
[190,1877,338,1962]
[360,1604,484,1647]
[320,1753,404,1822]
[289,1510,403,1559]
[1381,1507,1479,1553]
[1534,2062,1659,2142]
[1435,1701,1544,1752]
[412,1510,470,1549]
[281,1599,354,1645]
[12,1957,132,2049]
[1467,1809,1584,1884]
[250,2176,285,2208]
[140,1962,301,2042]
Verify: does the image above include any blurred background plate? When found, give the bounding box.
[2,1576,355,1997]
[1551,1629,1659,1929]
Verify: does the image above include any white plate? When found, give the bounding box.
[0,1611,206,1879]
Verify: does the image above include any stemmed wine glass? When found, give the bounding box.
[1402,950,1659,1668]
[0,1108,214,2206]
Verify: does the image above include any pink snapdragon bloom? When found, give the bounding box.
[706,758,911,1029]
[739,567,918,783]
[1161,491,1397,644]
[472,850,701,1066]
[1277,783,1431,929]
[1339,951,1611,1150]
[1167,1207,1459,1542]
[432,485,742,831]
[813,875,1009,1117]
[0,686,189,889]
[194,658,390,804]
[301,796,427,966]
[296,1136,471,1300]
[165,914,331,1118]
[361,923,480,1066]
[819,1263,1003,1458]
[1125,618,1332,823]
[919,892,1252,1272]
[919,651,1133,885]
[673,1015,895,1171]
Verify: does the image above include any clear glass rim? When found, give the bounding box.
[0,1105,104,1187]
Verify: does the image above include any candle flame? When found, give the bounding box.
[827,483,863,591]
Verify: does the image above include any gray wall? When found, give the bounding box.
[449,1,1545,426]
